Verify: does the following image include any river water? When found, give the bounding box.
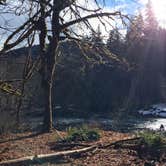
[27,108,166,132]
[54,116,166,132]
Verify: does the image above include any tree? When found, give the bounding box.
[125,14,144,64]
[0,0,127,132]
[107,27,125,56]
[144,0,158,38]
[124,2,162,108]
[90,25,103,45]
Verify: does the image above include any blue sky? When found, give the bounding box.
[2,0,165,49]
[105,0,166,28]
[0,0,145,48]
[105,0,143,15]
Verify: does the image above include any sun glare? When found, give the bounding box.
[151,0,166,28]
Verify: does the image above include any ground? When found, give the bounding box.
[0,130,165,166]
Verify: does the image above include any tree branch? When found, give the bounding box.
[62,11,123,29]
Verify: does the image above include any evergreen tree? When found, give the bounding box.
[125,14,144,64]
[144,0,158,38]
[126,14,144,47]
[90,25,103,45]
[107,27,125,56]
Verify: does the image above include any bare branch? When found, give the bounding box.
[62,11,123,29]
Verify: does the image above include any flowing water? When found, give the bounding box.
[27,107,166,132]
[54,116,166,132]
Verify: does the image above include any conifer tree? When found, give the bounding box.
[144,0,158,38]
[90,25,103,45]
[107,27,122,55]
[125,14,144,63]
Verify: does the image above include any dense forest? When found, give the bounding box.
[1,0,166,117]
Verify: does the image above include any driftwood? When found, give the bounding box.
[0,145,97,166]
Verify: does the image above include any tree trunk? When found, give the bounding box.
[43,67,54,132]
[42,0,60,132]
[16,82,25,126]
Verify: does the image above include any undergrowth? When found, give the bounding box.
[137,130,166,149]
[62,125,100,142]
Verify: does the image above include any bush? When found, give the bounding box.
[138,130,166,149]
[64,125,100,142]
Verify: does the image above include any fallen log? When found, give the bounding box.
[0,137,141,166]
[99,137,141,149]
[0,145,97,166]
[50,142,90,150]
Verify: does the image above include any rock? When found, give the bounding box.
[156,112,166,118]
[138,110,144,114]
[159,124,165,131]
[142,111,153,116]
[138,103,166,118]
[152,103,166,111]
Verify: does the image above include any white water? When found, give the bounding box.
[137,118,166,130]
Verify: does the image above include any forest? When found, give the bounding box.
[0,0,166,165]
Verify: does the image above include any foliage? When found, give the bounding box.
[144,0,158,36]
[63,125,100,142]
[90,25,103,45]
[125,14,144,64]
[138,130,166,149]
[0,82,21,96]
[107,27,125,56]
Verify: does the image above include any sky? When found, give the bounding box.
[0,0,166,49]
[147,0,166,28]
[72,0,143,39]
[96,0,166,34]
[105,0,166,28]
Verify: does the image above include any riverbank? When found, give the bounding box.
[0,130,131,162]
[0,129,166,166]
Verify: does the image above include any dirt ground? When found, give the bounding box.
[0,130,165,166]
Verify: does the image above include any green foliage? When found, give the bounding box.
[64,125,100,142]
[138,130,166,149]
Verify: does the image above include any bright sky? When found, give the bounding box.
[0,0,166,48]
[105,0,166,28]
[149,0,166,28]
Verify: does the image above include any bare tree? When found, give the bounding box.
[0,0,127,132]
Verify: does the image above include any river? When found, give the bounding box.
[54,116,166,132]
[26,108,166,132]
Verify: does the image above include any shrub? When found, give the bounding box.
[138,130,166,149]
[64,125,100,142]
